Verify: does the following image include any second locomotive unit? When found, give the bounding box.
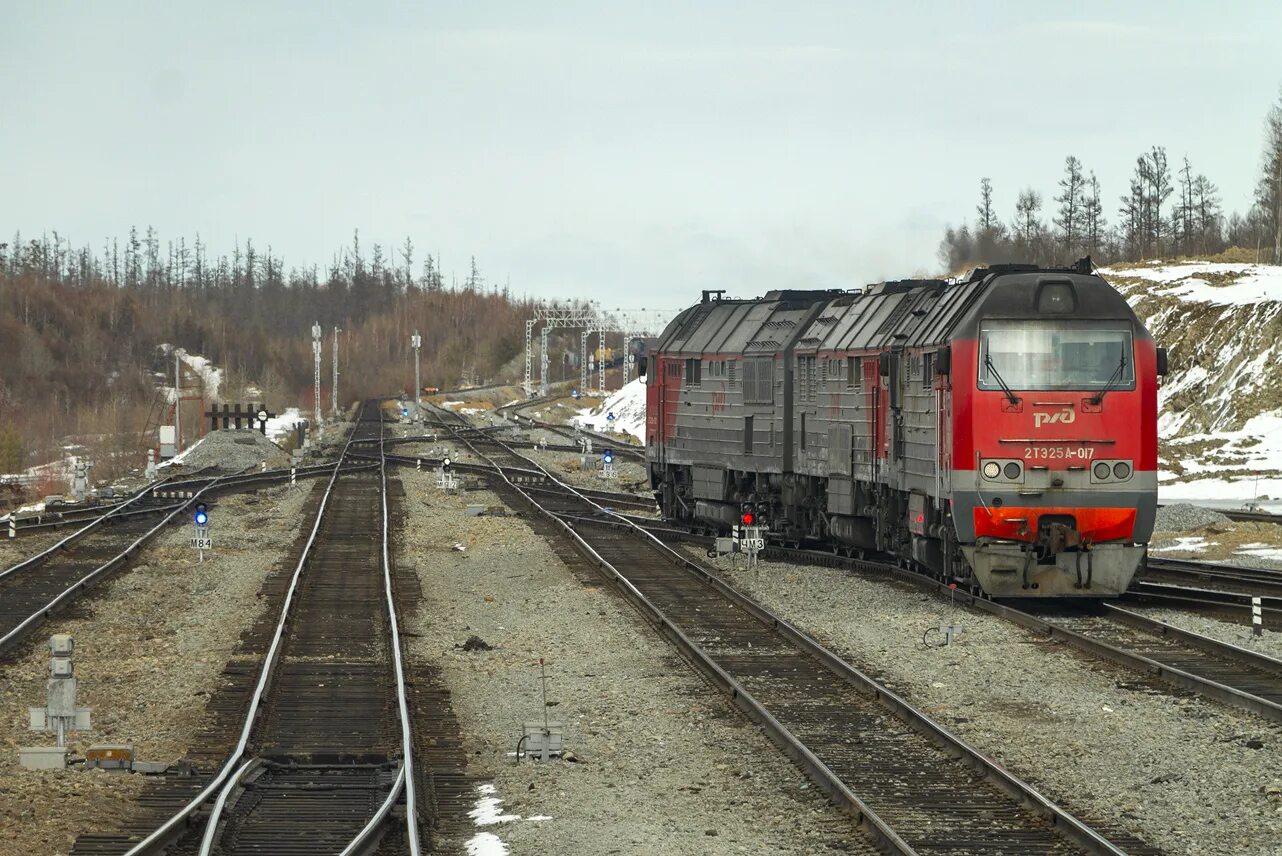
[644,260,1164,597]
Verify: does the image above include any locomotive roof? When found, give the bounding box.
[655,262,1144,356]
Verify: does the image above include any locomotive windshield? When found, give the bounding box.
[978,321,1134,391]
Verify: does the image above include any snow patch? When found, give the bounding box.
[158,344,224,400]
[263,407,307,442]
[469,783,519,826]
[1106,263,1282,306]
[466,833,508,856]
[573,379,646,442]
[1150,537,1211,553]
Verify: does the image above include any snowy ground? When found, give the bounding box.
[571,379,645,442]
[1104,262,1282,504]
[158,343,223,401]
[1107,262,1282,306]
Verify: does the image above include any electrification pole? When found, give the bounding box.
[331,326,341,418]
[312,323,322,429]
[411,331,422,420]
[174,349,182,451]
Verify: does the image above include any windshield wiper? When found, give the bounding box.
[984,354,1021,407]
[1090,355,1128,405]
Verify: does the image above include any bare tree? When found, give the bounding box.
[1012,189,1044,259]
[1053,156,1085,258]
[1147,147,1173,256]
[1259,88,1282,262]
[976,177,996,232]
[1193,174,1221,254]
[1083,171,1106,258]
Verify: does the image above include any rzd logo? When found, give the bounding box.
[1034,407,1076,428]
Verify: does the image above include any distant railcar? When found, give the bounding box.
[645,261,1164,597]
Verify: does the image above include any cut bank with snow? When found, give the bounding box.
[1103,261,1282,504]
[572,379,646,442]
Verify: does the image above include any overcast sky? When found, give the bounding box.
[3,1,1280,309]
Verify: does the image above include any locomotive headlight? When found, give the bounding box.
[1093,462,1111,480]
[1112,461,1132,480]
[1002,462,1021,480]
[982,461,1001,479]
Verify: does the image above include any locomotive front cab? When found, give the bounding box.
[951,270,1160,596]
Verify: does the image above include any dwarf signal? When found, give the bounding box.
[191,502,211,561]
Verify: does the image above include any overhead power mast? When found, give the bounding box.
[411,331,422,420]
[312,322,322,428]
[332,326,341,418]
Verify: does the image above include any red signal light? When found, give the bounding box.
[741,512,754,526]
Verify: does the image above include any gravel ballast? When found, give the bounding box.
[0,483,314,855]
[687,548,1282,856]
[163,428,290,474]
[398,469,867,856]
[1155,503,1233,532]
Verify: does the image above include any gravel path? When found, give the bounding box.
[686,548,1282,856]
[398,469,867,856]
[0,482,315,855]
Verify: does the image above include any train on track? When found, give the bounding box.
[644,259,1165,597]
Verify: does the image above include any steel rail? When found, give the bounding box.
[4,463,371,538]
[340,765,409,856]
[431,406,1130,856]
[0,476,229,656]
[122,420,365,856]
[624,518,1282,727]
[191,406,419,856]
[0,480,164,584]
[336,406,420,855]
[497,396,645,459]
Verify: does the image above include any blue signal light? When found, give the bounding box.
[603,450,613,464]
[194,502,208,526]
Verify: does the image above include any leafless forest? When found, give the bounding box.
[938,90,1282,271]
[0,231,537,479]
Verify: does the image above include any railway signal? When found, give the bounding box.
[600,450,616,481]
[737,504,764,567]
[192,502,211,561]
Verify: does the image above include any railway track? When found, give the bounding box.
[80,403,423,856]
[0,462,369,660]
[495,395,646,461]
[427,404,1153,856]
[1142,555,1282,598]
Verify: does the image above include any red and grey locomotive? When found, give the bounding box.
[644,260,1164,597]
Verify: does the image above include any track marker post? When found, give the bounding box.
[1254,597,1264,637]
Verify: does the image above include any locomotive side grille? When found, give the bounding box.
[743,357,774,403]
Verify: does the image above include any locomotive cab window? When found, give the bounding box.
[978,321,1134,391]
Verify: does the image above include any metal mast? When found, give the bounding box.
[174,349,182,451]
[411,331,422,419]
[311,323,322,428]
[331,326,341,418]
